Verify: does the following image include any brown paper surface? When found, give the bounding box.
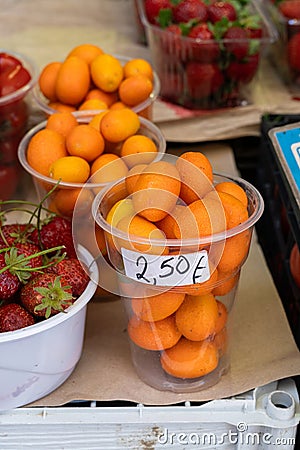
[30,237,300,407]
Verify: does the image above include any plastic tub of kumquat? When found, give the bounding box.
[32,44,160,120]
[17,109,166,270]
[92,152,264,392]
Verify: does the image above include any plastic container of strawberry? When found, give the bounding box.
[0,49,38,201]
[266,0,300,92]
[136,0,277,109]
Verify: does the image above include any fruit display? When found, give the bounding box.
[0,50,37,200]
[136,0,276,109]
[93,151,264,392]
[0,202,91,332]
[267,0,300,89]
[18,109,165,222]
[33,44,159,119]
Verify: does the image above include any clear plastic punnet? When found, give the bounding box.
[91,153,264,393]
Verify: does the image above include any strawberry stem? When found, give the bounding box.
[0,245,66,275]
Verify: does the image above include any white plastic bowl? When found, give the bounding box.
[0,245,98,411]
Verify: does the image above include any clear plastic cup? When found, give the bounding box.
[135,0,277,109]
[32,55,160,120]
[17,113,166,291]
[92,154,264,392]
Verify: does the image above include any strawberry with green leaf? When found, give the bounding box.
[223,26,250,60]
[20,273,74,319]
[46,258,90,297]
[0,252,20,300]
[145,0,174,24]
[188,22,221,62]
[173,0,208,24]
[0,223,35,247]
[207,1,237,23]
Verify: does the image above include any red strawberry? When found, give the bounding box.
[223,26,249,60]
[208,1,237,23]
[188,23,220,62]
[160,69,185,102]
[20,272,74,319]
[173,0,208,24]
[31,216,76,258]
[161,24,184,55]
[0,253,20,300]
[46,258,90,297]
[279,0,300,19]
[288,32,300,72]
[14,242,43,275]
[144,0,173,24]
[0,303,35,332]
[0,223,34,246]
[186,61,224,99]
[226,53,260,83]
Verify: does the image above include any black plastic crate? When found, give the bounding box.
[256,114,300,348]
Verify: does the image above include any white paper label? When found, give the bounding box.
[121,248,210,287]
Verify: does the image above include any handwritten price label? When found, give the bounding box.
[121,248,210,287]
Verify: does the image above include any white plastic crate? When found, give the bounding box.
[0,378,299,449]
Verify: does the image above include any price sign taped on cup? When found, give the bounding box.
[121,248,210,286]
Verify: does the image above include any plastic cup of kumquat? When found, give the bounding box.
[91,152,264,392]
[33,53,160,121]
[18,110,166,301]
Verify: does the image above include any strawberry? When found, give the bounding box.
[0,253,20,299]
[0,223,34,246]
[0,303,35,332]
[14,242,43,275]
[188,22,220,62]
[242,14,264,39]
[31,216,76,258]
[145,0,173,24]
[186,61,224,99]
[160,69,185,101]
[279,0,300,19]
[160,23,184,55]
[287,32,300,72]
[225,53,260,83]
[173,0,208,24]
[223,26,249,60]
[208,1,237,23]
[46,258,90,297]
[20,272,74,319]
